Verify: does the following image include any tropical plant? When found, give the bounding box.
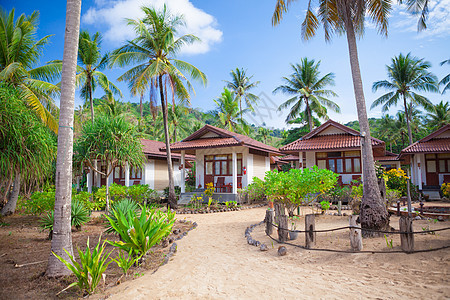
[441,183,450,198]
[320,200,331,213]
[0,9,60,133]
[426,101,450,131]
[40,211,54,240]
[439,58,450,94]
[53,236,113,295]
[0,84,57,216]
[111,249,138,276]
[71,200,90,230]
[224,68,260,123]
[20,189,56,215]
[256,127,273,144]
[371,53,438,144]
[213,88,249,133]
[74,114,145,211]
[47,0,82,278]
[274,58,339,131]
[110,5,207,209]
[105,205,175,258]
[105,198,140,234]
[246,177,266,203]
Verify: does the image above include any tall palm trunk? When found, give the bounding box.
[47,0,81,277]
[159,75,177,209]
[140,92,144,122]
[343,10,389,235]
[305,98,313,131]
[88,75,94,125]
[105,162,110,212]
[1,173,20,216]
[403,95,414,145]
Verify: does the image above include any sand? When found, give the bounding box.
[100,207,450,300]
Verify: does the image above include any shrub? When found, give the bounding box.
[105,199,140,234]
[71,200,90,230]
[441,183,450,198]
[53,236,113,295]
[127,184,158,204]
[105,205,175,258]
[185,164,196,190]
[21,190,55,215]
[163,186,181,198]
[320,200,331,212]
[73,191,102,211]
[318,184,351,204]
[385,168,408,196]
[246,177,266,203]
[386,188,402,208]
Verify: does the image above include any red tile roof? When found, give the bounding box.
[141,139,195,160]
[400,125,450,155]
[164,124,282,155]
[280,120,384,153]
[280,155,300,161]
[374,151,401,161]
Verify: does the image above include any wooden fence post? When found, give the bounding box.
[265,209,274,236]
[349,215,363,251]
[400,216,414,253]
[274,202,284,225]
[305,214,316,248]
[278,215,289,242]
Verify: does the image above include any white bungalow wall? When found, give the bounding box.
[193,146,270,189]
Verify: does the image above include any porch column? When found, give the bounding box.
[232,151,237,194]
[299,152,303,170]
[181,150,186,193]
[125,162,130,187]
[87,170,92,193]
[417,155,422,190]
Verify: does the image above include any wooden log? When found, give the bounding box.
[337,200,342,216]
[305,214,316,248]
[265,209,274,236]
[278,215,289,242]
[400,216,414,253]
[274,202,284,224]
[349,215,363,251]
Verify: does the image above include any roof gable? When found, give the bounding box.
[400,124,450,155]
[302,120,360,140]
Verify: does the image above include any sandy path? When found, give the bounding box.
[105,207,450,300]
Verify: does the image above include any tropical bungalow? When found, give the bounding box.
[279,119,403,185]
[399,124,450,191]
[163,124,282,203]
[85,139,194,193]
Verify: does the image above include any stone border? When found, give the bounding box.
[162,220,198,266]
[245,221,269,251]
[175,203,267,215]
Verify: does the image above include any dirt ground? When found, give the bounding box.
[101,205,450,300]
[0,212,194,300]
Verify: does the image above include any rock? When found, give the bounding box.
[161,239,169,248]
[414,216,422,220]
[343,213,348,216]
[260,244,268,251]
[278,246,287,256]
[168,237,174,244]
[438,216,444,222]
[247,237,254,245]
[255,241,261,247]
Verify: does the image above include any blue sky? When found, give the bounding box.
[3,0,450,130]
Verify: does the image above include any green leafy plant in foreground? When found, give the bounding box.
[111,249,139,276]
[53,236,113,295]
[105,199,140,234]
[105,205,176,258]
[384,234,393,249]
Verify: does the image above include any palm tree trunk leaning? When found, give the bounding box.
[342,5,389,234]
[0,174,20,216]
[46,0,81,277]
[403,95,414,145]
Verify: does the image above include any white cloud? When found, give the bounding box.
[391,0,450,38]
[82,0,223,55]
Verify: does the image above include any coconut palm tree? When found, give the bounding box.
[213,88,249,134]
[257,127,273,144]
[225,68,260,123]
[439,58,450,94]
[0,9,61,133]
[51,31,122,124]
[371,53,438,145]
[272,0,396,233]
[46,0,81,278]
[426,100,450,131]
[274,58,339,131]
[109,5,207,209]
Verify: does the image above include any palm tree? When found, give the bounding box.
[257,127,272,144]
[225,68,260,123]
[371,53,438,145]
[0,9,61,133]
[426,100,450,131]
[46,0,81,278]
[274,58,339,131]
[439,58,450,94]
[109,5,207,209]
[52,31,122,124]
[272,0,395,233]
[213,88,249,133]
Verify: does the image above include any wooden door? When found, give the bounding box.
[204,160,214,187]
[425,158,439,186]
